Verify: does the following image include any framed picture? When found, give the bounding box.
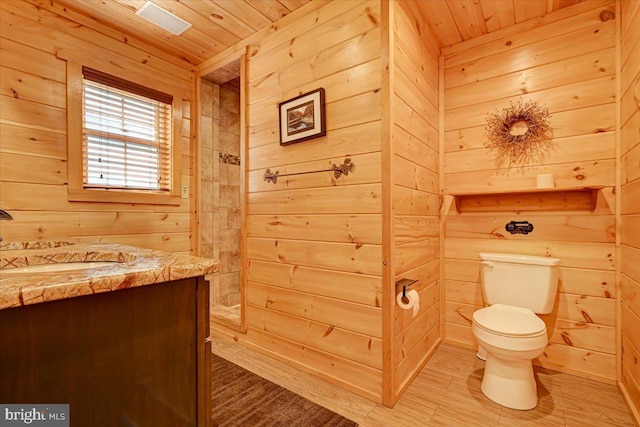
[278,88,326,146]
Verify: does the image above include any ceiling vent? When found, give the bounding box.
[135,1,192,35]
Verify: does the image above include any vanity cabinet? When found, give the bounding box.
[0,277,211,427]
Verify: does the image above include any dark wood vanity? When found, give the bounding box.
[0,244,215,427]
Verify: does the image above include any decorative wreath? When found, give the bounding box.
[484,99,552,169]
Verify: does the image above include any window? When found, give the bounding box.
[83,67,172,191]
[67,64,182,205]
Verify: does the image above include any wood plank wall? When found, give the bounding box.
[0,0,195,253]
[239,0,385,402]
[620,0,640,419]
[441,1,618,382]
[390,1,441,401]
[10,0,628,407]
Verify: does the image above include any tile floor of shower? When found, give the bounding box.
[208,271,241,324]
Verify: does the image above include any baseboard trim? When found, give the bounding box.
[618,381,640,426]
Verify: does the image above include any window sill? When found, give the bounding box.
[68,188,182,206]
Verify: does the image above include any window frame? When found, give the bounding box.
[67,62,182,205]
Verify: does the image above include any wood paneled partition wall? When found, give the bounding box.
[201,0,441,406]
[620,0,640,418]
[389,1,441,402]
[0,0,195,253]
[242,0,385,403]
[442,1,618,382]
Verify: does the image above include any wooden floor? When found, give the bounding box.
[211,331,637,426]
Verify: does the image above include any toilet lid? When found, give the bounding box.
[473,304,546,337]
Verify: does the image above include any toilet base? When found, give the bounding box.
[480,353,538,410]
[476,345,487,361]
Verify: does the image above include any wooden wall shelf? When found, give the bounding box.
[449,186,604,213]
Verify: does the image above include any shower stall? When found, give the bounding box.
[198,54,245,330]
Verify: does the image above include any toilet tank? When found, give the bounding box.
[479,252,560,314]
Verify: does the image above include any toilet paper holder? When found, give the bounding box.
[395,278,418,299]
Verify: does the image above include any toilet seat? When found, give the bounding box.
[473,304,546,337]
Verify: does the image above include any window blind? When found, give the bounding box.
[82,68,173,192]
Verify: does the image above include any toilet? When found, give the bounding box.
[472,252,560,410]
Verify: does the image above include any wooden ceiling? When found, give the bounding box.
[54,0,586,66]
[55,0,314,65]
[410,0,587,47]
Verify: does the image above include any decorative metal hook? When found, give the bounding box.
[263,157,356,184]
[264,169,279,184]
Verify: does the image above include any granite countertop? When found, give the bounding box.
[0,242,218,310]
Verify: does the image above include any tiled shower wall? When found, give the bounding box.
[200,78,241,308]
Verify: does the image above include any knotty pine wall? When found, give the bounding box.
[441,0,618,382]
[620,0,640,418]
[6,0,632,409]
[241,0,385,403]
[201,0,444,406]
[0,0,195,253]
[389,1,441,402]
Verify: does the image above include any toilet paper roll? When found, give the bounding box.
[396,289,420,317]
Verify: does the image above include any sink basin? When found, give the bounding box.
[1,261,119,274]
